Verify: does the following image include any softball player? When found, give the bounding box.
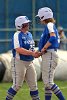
[36,7,65,100]
[6,16,40,100]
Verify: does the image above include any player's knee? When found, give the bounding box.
[30,85,38,91]
[45,83,54,89]
[12,85,21,91]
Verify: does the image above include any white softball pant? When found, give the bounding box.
[41,50,58,87]
[11,58,38,91]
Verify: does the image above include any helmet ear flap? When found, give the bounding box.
[17,24,23,30]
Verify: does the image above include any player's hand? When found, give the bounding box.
[32,51,42,58]
[35,51,42,58]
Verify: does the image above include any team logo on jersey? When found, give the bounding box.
[22,37,26,39]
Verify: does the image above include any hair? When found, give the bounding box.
[43,18,56,24]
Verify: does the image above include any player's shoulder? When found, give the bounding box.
[27,31,32,37]
[47,22,55,30]
[14,31,21,35]
[27,31,32,34]
[47,22,54,28]
[13,31,21,38]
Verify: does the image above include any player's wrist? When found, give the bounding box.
[30,51,33,55]
[30,51,35,56]
[43,47,47,50]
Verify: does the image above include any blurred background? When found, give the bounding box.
[0,0,67,53]
[0,1,67,99]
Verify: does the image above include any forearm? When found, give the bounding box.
[16,48,33,56]
[43,41,51,49]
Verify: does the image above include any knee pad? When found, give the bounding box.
[12,85,21,91]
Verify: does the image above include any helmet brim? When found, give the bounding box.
[22,20,31,24]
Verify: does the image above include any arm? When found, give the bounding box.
[16,48,42,58]
[41,32,56,52]
[16,47,35,56]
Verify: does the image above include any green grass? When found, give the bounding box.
[0,80,67,100]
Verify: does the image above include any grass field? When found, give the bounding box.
[0,80,67,100]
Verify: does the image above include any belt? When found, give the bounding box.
[42,49,57,55]
[47,49,57,52]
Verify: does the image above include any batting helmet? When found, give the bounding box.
[36,7,53,21]
[15,16,30,30]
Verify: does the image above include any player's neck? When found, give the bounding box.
[21,29,28,34]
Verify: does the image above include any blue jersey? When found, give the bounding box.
[39,22,60,51]
[12,31,35,61]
